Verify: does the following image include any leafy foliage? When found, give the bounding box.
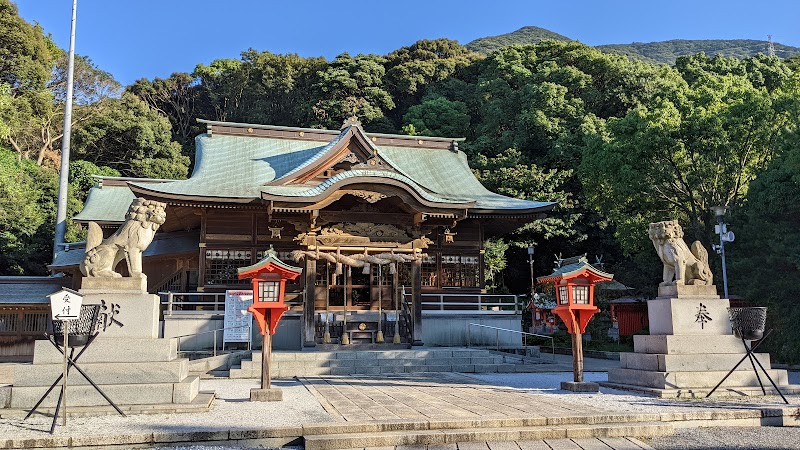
[579,54,799,254]
[72,92,188,179]
[728,134,800,363]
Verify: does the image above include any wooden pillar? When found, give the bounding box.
[303,257,316,347]
[411,256,423,346]
[572,316,584,383]
[262,329,272,389]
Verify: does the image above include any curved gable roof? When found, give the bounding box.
[93,120,556,216]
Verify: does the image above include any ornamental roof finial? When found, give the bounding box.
[341,115,362,130]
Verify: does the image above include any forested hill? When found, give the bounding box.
[598,39,800,64]
[465,26,570,53]
[467,27,800,63]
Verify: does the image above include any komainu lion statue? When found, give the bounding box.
[648,220,713,286]
[80,198,167,278]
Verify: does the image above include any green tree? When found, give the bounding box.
[483,238,509,292]
[8,54,120,166]
[0,147,56,274]
[580,56,799,254]
[0,0,53,95]
[128,72,202,148]
[72,92,189,179]
[308,53,395,129]
[728,135,800,363]
[402,95,470,137]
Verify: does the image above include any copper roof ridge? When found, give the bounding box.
[196,118,465,143]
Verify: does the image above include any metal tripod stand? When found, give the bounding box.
[705,328,788,404]
[25,307,126,433]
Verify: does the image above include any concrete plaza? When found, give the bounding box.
[0,356,797,449]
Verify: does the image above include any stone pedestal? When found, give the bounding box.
[604,287,799,397]
[561,381,599,393]
[250,387,282,402]
[0,282,204,411]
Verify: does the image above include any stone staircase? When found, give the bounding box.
[229,348,557,378]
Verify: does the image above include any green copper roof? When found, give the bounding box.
[377,145,552,212]
[73,184,136,223]
[128,133,331,200]
[77,122,555,220]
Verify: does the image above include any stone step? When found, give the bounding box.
[13,358,189,387]
[231,362,536,378]
[32,337,178,364]
[632,335,748,355]
[599,380,800,398]
[0,392,215,418]
[8,375,199,408]
[259,349,499,362]
[242,356,506,370]
[620,352,773,372]
[303,422,673,450]
[608,367,789,389]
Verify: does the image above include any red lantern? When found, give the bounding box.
[237,247,302,398]
[237,249,302,336]
[537,256,613,387]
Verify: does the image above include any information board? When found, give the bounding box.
[224,290,253,344]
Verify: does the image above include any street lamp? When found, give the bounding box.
[711,206,735,299]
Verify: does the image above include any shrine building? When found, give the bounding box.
[51,118,555,348]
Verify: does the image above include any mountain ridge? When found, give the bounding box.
[465,27,800,64]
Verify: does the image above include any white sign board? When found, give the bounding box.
[48,289,84,321]
[224,290,253,343]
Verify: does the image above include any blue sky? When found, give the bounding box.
[16,0,800,86]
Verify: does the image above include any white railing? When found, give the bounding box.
[417,293,521,314]
[160,291,519,315]
[159,291,304,315]
[169,325,252,356]
[467,322,555,360]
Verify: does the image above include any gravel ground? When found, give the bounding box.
[0,378,332,438]
[647,426,800,449]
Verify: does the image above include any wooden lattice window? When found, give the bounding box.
[421,254,437,287]
[22,312,47,333]
[0,313,18,333]
[204,249,251,286]
[441,255,480,288]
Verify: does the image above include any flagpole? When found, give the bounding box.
[53,0,78,262]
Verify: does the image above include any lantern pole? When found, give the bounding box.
[261,327,271,390]
[571,313,584,383]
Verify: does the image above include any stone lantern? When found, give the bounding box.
[538,255,613,392]
[237,247,302,401]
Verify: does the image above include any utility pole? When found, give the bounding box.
[53,0,78,262]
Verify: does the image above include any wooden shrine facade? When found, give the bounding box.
[55,118,555,346]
